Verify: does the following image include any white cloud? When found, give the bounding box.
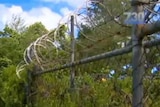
[0,4,75,30]
[0,0,88,31]
[60,7,72,16]
[23,7,63,30]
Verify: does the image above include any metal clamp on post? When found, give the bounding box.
[131,0,150,6]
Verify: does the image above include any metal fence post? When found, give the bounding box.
[70,15,75,89]
[26,69,32,106]
[131,0,145,107]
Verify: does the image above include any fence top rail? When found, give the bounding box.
[33,38,160,76]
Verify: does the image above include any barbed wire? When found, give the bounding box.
[16,0,160,77]
[14,0,160,106]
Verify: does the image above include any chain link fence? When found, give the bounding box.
[15,0,160,106]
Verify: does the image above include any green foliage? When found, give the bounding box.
[31,71,133,107]
[0,57,12,70]
[78,0,131,49]
[0,1,160,107]
[3,25,20,37]
[19,22,48,49]
[30,70,160,107]
[0,21,48,107]
[0,37,22,64]
[0,65,25,107]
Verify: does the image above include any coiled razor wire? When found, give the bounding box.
[16,0,109,78]
[16,0,160,79]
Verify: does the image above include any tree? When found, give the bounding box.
[77,0,160,107]
[19,22,48,49]
[0,21,48,107]
[1,0,160,107]
[7,15,26,33]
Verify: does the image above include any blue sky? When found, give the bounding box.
[0,0,86,30]
[0,0,74,13]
